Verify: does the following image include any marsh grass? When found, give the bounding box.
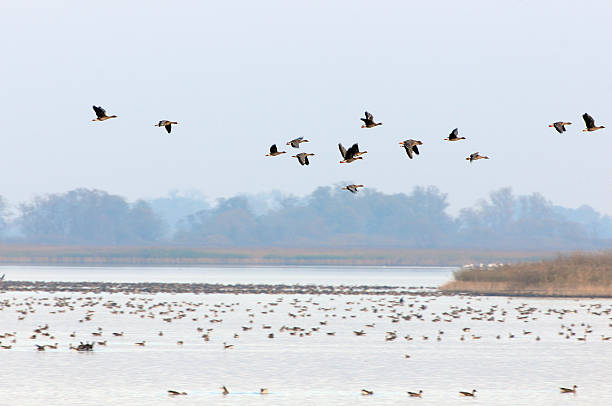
[441,251,612,296]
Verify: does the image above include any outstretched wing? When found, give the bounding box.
[338,143,347,158]
[583,113,595,129]
[403,142,413,159]
[93,105,106,118]
[365,111,373,121]
[270,144,278,154]
[553,122,564,133]
[165,124,172,133]
[449,128,458,139]
[412,145,420,155]
[297,154,306,165]
[304,156,310,165]
[345,143,359,160]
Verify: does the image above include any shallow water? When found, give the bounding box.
[0,266,610,405]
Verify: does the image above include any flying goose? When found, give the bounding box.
[582,113,605,132]
[459,389,477,397]
[339,143,365,163]
[292,152,315,166]
[466,152,489,162]
[445,128,466,141]
[155,120,178,133]
[286,137,309,148]
[266,144,286,156]
[92,105,117,121]
[360,111,382,128]
[399,140,423,159]
[549,122,571,133]
[560,385,577,393]
[342,184,364,194]
[407,390,423,398]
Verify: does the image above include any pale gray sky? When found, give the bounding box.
[2,0,611,214]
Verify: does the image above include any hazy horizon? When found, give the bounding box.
[2,1,612,215]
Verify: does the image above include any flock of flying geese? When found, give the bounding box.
[91,105,606,195]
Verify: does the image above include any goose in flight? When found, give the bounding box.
[266,144,286,156]
[466,152,489,162]
[549,121,571,134]
[360,111,382,128]
[399,139,422,159]
[292,152,315,166]
[459,389,477,397]
[92,105,117,121]
[342,184,364,194]
[445,128,466,141]
[155,120,178,133]
[286,137,309,148]
[582,113,605,132]
[339,143,366,163]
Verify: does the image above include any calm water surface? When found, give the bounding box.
[0,266,610,406]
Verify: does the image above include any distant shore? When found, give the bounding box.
[440,251,612,297]
[0,245,555,267]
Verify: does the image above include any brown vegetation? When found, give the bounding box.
[441,251,612,297]
[0,245,553,267]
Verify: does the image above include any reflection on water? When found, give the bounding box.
[0,266,611,405]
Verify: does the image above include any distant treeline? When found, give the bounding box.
[0,186,611,250]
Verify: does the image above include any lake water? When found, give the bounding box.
[0,266,610,406]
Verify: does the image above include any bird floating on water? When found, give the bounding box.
[560,385,577,393]
[260,388,268,394]
[155,120,178,133]
[221,386,229,395]
[361,389,374,395]
[459,389,477,397]
[92,106,117,122]
[168,390,187,396]
[407,390,423,397]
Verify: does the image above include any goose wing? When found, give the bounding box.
[297,153,306,165]
[449,128,458,139]
[165,124,172,133]
[583,113,595,129]
[553,122,565,133]
[338,143,347,158]
[92,105,106,118]
[403,142,414,159]
[412,145,420,155]
[345,143,359,160]
[270,144,278,154]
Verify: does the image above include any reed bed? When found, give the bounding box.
[441,251,612,296]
